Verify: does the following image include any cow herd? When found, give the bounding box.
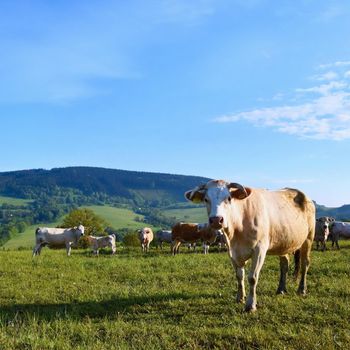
[31,179,350,312]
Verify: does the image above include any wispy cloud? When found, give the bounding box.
[0,1,220,103]
[214,61,350,140]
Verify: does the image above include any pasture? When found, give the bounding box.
[3,206,151,250]
[0,245,350,349]
[162,207,207,223]
[0,196,32,206]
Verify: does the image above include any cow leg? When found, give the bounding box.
[66,242,72,256]
[334,235,340,250]
[297,238,312,295]
[172,241,181,255]
[232,260,245,303]
[203,243,209,254]
[277,255,289,294]
[245,245,268,312]
[336,240,340,249]
[32,243,43,257]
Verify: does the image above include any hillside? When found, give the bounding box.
[0,166,210,205]
[1,166,349,248]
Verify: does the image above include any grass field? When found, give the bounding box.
[84,205,149,231]
[2,206,152,250]
[0,245,349,349]
[2,221,62,250]
[2,204,201,250]
[162,207,207,223]
[0,196,32,206]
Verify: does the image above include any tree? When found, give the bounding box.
[61,208,107,236]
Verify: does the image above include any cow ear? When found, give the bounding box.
[185,189,205,203]
[228,184,251,200]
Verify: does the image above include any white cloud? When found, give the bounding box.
[311,71,338,81]
[296,81,347,95]
[214,61,350,140]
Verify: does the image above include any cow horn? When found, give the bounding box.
[227,182,248,198]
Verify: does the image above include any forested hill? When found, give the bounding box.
[0,166,211,205]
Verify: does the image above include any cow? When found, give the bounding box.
[32,225,85,257]
[171,222,219,255]
[87,234,116,255]
[185,180,315,312]
[314,217,334,251]
[138,227,154,252]
[329,221,350,249]
[155,230,172,250]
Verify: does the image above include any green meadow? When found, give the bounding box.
[3,205,201,250]
[0,245,349,349]
[3,205,154,250]
[0,196,32,206]
[162,207,208,223]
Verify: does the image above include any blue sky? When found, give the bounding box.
[1,0,350,207]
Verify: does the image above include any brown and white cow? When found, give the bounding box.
[171,222,219,255]
[87,234,116,255]
[138,227,154,252]
[314,217,334,251]
[185,180,315,312]
[32,225,85,256]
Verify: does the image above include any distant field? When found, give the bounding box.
[0,196,32,206]
[3,205,154,250]
[2,220,61,250]
[84,205,153,231]
[0,246,349,349]
[162,206,207,223]
[3,205,206,250]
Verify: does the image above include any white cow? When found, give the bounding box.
[155,230,172,250]
[314,217,334,251]
[329,221,350,249]
[138,227,154,253]
[32,225,85,256]
[185,180,315,312]
[87,234,116,255]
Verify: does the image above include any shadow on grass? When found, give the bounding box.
[0,292,212,322]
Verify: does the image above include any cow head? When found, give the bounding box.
[316,217,333,240]
[185,180,251,230]
[138,228,151,243]
[76,224,85,236]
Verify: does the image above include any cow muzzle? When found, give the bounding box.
[209,216,224,229]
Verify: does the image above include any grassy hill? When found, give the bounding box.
[0,166,210,204]
[3,205,155,250]
[2,221,61,250]
[0,195,32,206]
[0,246,349,348]
[161,206,207,223]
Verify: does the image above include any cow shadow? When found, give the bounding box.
[0,292,211,322]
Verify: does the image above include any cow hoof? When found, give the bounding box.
[236,294,246,303]
[297,289,306,296]
[244,305,257,313]
[276,289,287,295]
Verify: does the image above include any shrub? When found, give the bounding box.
[123,232,139,247]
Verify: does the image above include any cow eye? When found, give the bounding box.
[227,197,231,203]
[204,198,209,203]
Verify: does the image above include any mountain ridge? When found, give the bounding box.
[0,166,349,219]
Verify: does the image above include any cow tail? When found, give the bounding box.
[293,249,301,279]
